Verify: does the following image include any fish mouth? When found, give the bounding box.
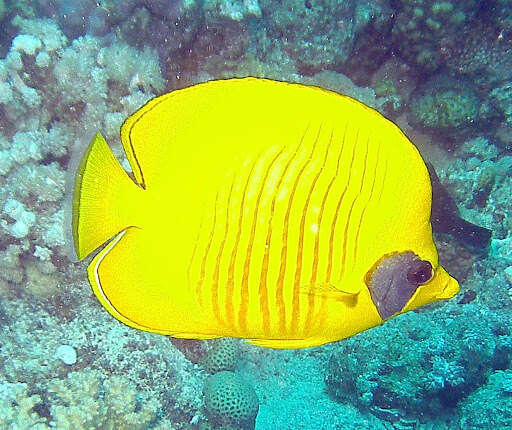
[436,275,460,299]
[400,267,459,315]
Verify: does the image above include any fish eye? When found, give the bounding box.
[406,260,433,286]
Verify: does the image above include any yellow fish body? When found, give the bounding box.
[73,78,459,348]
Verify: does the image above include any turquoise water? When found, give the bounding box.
[0,1,511,429]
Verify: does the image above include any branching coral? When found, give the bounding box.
[48,370,159,429]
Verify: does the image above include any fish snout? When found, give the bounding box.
[436,269,460,299]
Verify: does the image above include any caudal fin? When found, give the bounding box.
[72,132,144,260]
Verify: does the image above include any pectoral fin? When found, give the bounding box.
[300,279,362,299]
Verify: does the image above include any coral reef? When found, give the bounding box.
[0,1,510,429]
[0,382,47,429]
[325,303,512,421]
[0,369,161,428]
[489,82,512,125]
[0,294,204,428]
[203,0,261,21]
[0,16,164,297]
[47,370,159,429]
[257,0,392,75]
[438,136,512,240]
[392,0,483,72]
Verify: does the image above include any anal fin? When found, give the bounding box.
[246,337,328,349]
[170,333,222,340]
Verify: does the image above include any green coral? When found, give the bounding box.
[201,338,240,374]
[0,0,5,22]
[374,78,398,97]
[392,0,482,71]
[203,371,259,430]
[408,73,480,134]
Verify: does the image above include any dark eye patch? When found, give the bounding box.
[366,252,433,320]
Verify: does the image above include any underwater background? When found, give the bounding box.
[0,0,511,429]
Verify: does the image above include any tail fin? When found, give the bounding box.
[72,132,144,260]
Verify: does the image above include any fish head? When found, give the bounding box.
[401,263,459,313]
[365,251,459,320]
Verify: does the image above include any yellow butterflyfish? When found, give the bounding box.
[72,77,459,349]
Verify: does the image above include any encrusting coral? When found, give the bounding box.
[391,0,482,71]
[48,370,159,429]
[408,73,480,137]
[0,370,160,429]
[256,0,392,74]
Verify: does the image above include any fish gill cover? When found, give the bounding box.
[0,1,510,429]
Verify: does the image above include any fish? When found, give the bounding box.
[72,77,459,349]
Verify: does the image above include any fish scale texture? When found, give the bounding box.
[203,371,259,430]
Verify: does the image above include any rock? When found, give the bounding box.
[505,266,512,286]
[56,344,77,365]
